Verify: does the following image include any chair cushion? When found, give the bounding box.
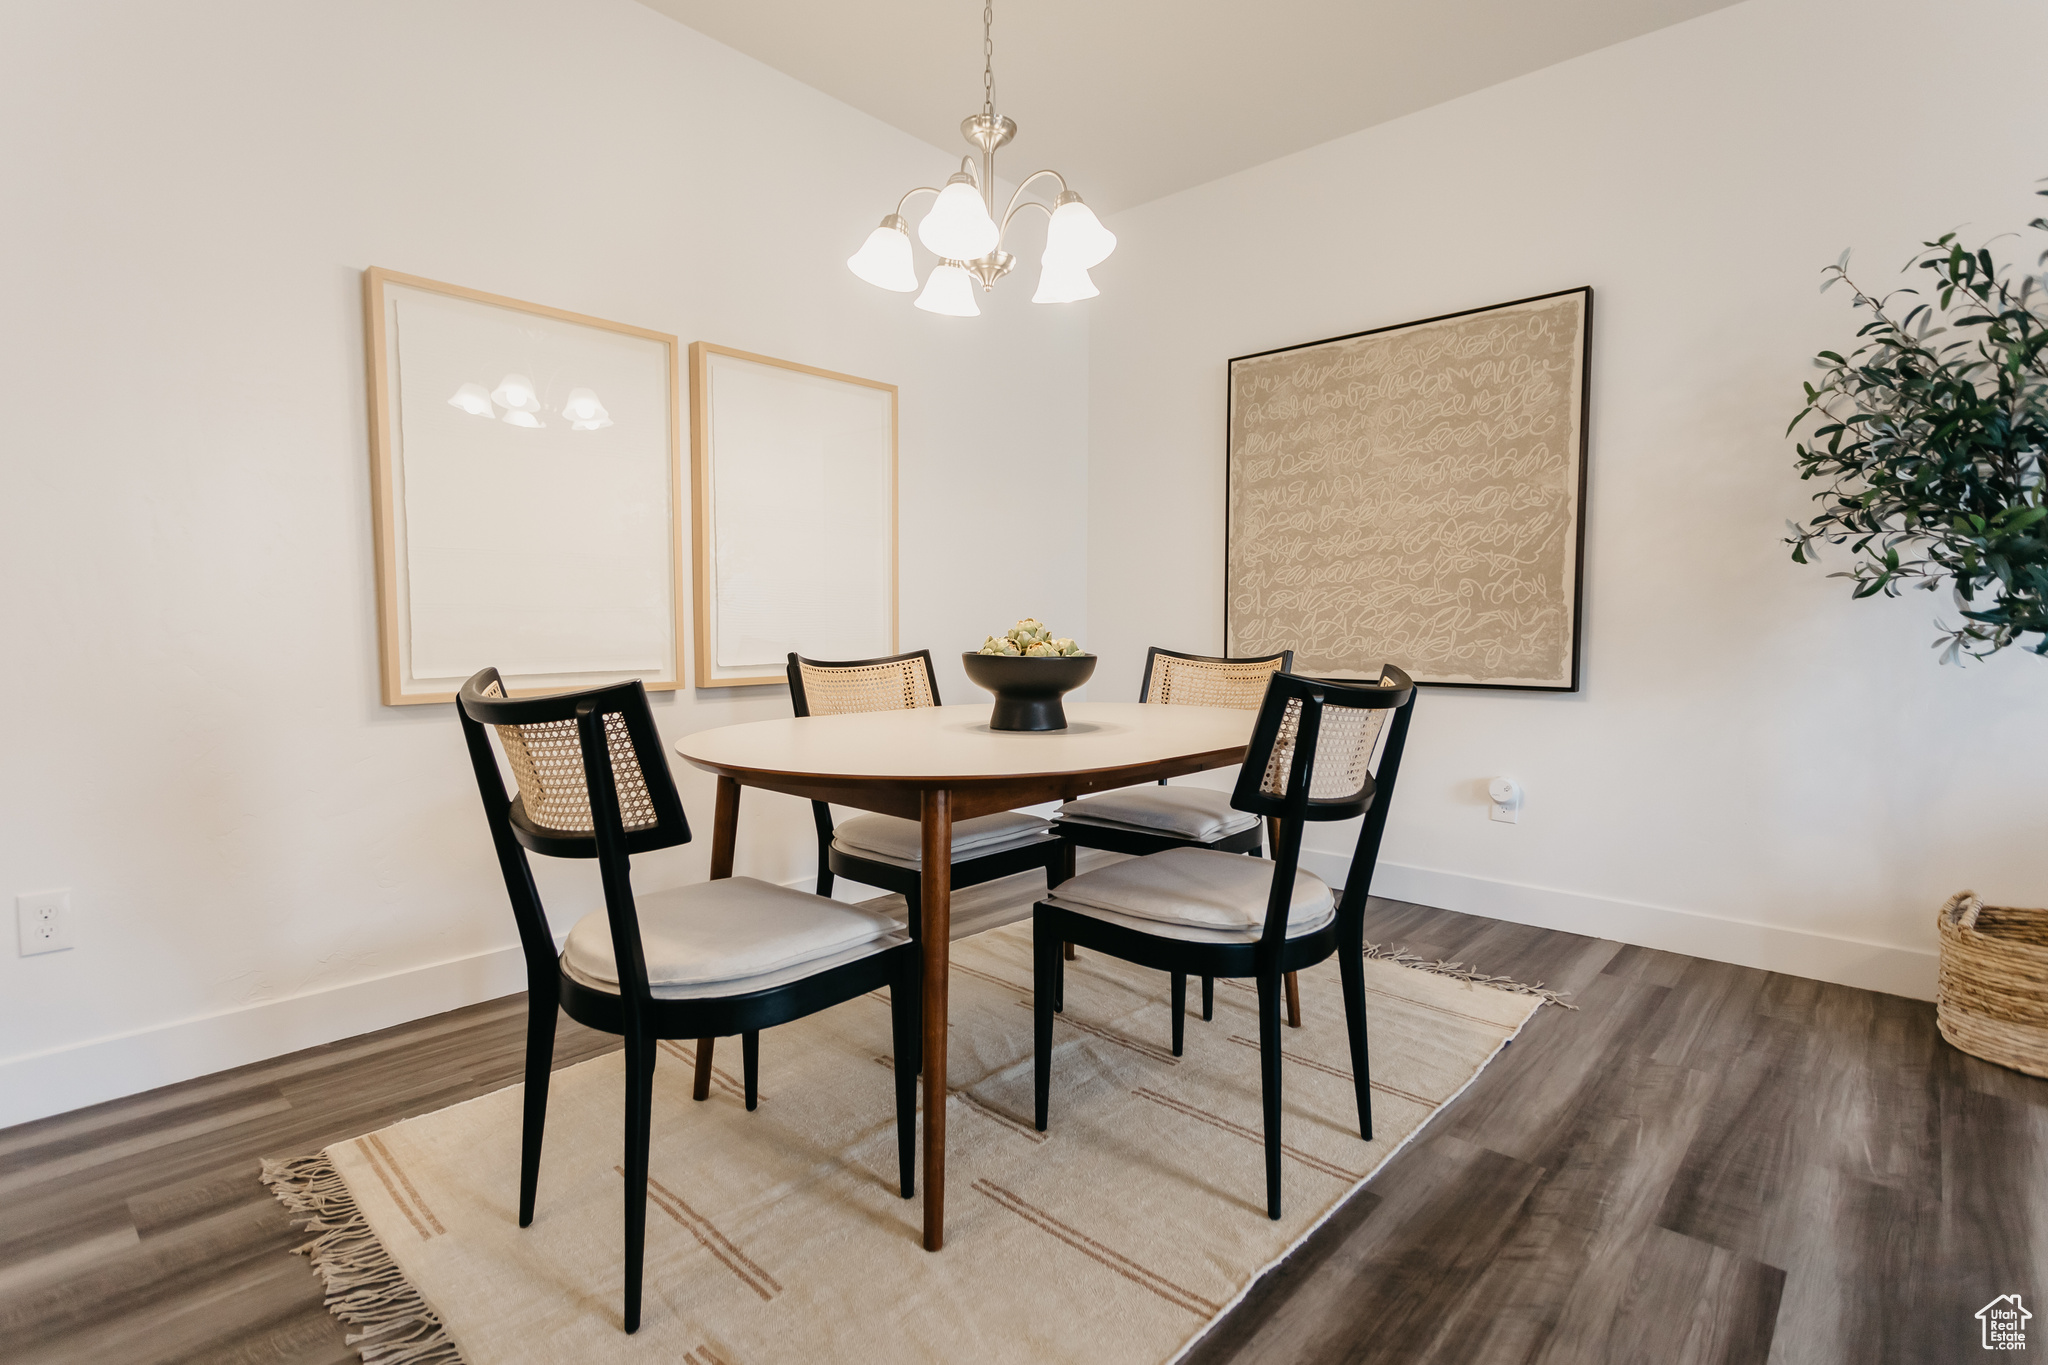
[1057,786,1259,841]
[1058,896,1335,944]
[1046,847,1333,933]
[832,811,1053,866]
[562,877,900,995]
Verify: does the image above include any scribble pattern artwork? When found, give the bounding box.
[1227,289,1591,690]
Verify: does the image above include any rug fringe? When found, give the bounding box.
[1363,942,1578,1009]
[261,1152,467,1365]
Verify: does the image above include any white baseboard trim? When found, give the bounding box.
[0,873,851,1131]
[1297,852,1938,1003]
[0,940,545,1131]
[2,859,1940,1132]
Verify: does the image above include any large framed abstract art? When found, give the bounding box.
[1226,287,1593,691]
[364,268,684,705]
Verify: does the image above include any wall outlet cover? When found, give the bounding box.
[17,890,73,956]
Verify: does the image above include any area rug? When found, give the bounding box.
[266,921,1544,1365]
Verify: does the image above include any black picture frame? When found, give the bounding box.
[1225,286,1594,693]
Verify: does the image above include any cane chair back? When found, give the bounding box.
[1139,647,1293,710]
[1256,699,1389,803]
[483,681,662,836]
[457,670,689,859]
[1231,669,1416,825]
[787,650,939,717]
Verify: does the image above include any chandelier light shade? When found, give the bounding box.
[917,176,1002,260]
[847,0,1116,317]
[1031,257,1099,305]
[914,261,981,317]
[1043,196,1118,269]
[847,216,919,292]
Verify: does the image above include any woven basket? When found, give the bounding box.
[1937,890,2048,1077]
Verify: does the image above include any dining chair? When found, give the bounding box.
[1031,667,1416,1220]
[456,668,919,1334]
[787,650,1068,929]
[1054,647,1296,1026]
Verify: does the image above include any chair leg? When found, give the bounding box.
[1035,925,1061,1131]
[1171,972,1187,1056]
[1285,971,1303,1028]
[621,1030,656,1333]
[692,1037,716,1101]
[890,956,919,1199]
[1339,939,1373,1142]
[1256,972,1284,1220]
[1053,943,1065,1014]
[816,851,834,900]
[742,1030,760,1112]
[1063,942,1078,961]
[1201,976,1214,1022]
[518,992,558,1228]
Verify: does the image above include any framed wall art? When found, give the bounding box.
[689,343,897,688]
[364,268,684,705]
[1226,286,1593,691]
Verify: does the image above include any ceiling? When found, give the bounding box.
[635,0,1743,214]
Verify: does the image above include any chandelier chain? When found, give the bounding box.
[982,0,994,117]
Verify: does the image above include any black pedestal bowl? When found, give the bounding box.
[960,652,1098,731]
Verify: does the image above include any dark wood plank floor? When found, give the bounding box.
[2,890,2036,1364]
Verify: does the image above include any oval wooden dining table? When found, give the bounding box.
[674,700,1255,1251]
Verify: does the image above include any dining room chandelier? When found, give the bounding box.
[845,0,1116,317]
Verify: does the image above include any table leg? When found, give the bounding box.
[696,776,742,1100]
[919,788,952,1251]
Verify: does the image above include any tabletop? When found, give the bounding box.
[673,701,1255,784]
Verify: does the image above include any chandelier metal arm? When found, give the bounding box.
[998,169,1069,239]
[892,185,944,218]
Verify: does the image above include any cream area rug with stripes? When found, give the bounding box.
[266,920,1543,1365]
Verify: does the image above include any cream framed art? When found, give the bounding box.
[364,269,684,706]
[689,343,897,688]
[1226,287,1593,691]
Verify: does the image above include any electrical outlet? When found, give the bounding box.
[17,890,73,956]
[1487,777,1521,824]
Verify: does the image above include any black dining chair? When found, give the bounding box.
[456,668,919,1334]
[1054,647,1297,1025]
[1031,667,1416,1220]
[788,649,1068,928]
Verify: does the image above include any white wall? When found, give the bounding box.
[0,0,1087,1126]
[1087,0,2048,999]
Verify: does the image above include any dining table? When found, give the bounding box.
[674,699,1256,1251]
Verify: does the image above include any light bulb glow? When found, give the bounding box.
[1031,257,1099,304]
[847,219,918,292]
[1043,199,1116,269]
[917,180,999,261]
[914,261,981,317]
[490,373,540,413]
[563,387,607,422]
[448,382,495,417]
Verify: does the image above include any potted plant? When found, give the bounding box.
[1787,187,2046,1071]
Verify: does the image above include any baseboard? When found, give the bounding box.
[0,940,549,1131]
[2,858,1940,1132]
[0,874,849,1131]
[1297,852,1938,1003]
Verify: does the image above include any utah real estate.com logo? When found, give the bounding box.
[1980,1294,2031,1351]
